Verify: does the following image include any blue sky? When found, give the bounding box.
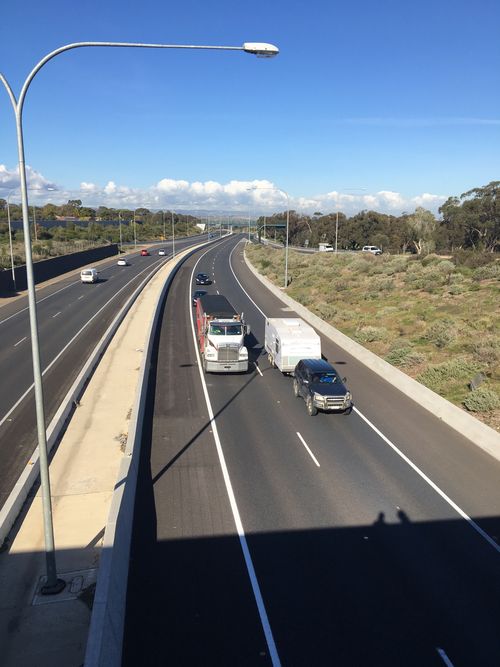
[0,0,499,216]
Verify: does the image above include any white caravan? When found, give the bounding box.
[265,318,321,373]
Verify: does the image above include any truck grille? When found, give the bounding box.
[218,344,240,362]
[324,396,346,408]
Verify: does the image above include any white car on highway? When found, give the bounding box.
[117,258,129,266]
[80,268,99,283]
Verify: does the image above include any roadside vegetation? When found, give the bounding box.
[246,244,500,431]
[0,200,205,269]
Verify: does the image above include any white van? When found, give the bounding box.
[318,243,334,252]
[80,268,99,283]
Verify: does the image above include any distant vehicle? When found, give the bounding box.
[158,249,166,256]
[80,268,99,284]
[293,358,353,416]
[265,318,321,374]
[195,273,211,285]
[140,249,150,256]
[362,245,382,255]
[192,289,207,306]
[117,258,129,266]
[318,243,334,252]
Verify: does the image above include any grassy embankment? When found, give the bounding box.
[246,244,500,431]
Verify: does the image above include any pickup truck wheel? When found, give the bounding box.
[268,353,275,368]
[344,406,353,415]
[293,379,300,397]
[306,396,318,416]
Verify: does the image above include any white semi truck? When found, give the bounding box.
[195,294,249,372]
[265,318,321,373]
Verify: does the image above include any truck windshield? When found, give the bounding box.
[209,323,243,336]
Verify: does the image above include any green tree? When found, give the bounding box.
[407,207,436,255]
[440,181,500,252]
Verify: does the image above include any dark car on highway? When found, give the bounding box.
[292,358,353,416]
[195,273,211,285]
[192,290,207,306]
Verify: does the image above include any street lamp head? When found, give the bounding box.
[243,42,279,58]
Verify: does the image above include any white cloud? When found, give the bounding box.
[0,164,57,195]
[0,164,449,215]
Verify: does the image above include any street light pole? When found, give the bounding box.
[335,211,339,254]
[133,209,137,250]
[0,39,278,596]
[32,203,37,242]
[171,211,175,258]
[118,211,123,251]
[248,186,290,288]
[6,194,17,290]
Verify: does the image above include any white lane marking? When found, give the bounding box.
[296,432,320,467]
[0,254,133,327]
[229,237,500,556]
[189,257,281,667]
[78,295,85,300]
[0,259,163,429]
[255,364,263,377]
[436,648,455,666]
[14,337,27,347]
[52,311,61,318]
[0,279,79,326]
[229,242,266,317]
[216,289,220,295]
[353,407,500,555]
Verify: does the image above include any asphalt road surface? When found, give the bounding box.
[0,236,207,512]
[124,235,500,666]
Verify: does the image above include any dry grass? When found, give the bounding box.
[247,244,500,431]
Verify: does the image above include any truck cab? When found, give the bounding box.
[196,294,249,373]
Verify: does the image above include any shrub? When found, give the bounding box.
[417,358,481,393]
[350,258,372,273]
[453,250,495,268]
[355,326,388,343]
[421,253,441,267]
[385,347,426,368]
[424,319,457,348]
[471,338,500,364]
[472,263,500,282]
[314,301,337,321]
[463,387,500,412]
[448,272,464,284]
[436,260,456,276]
[448,284,466,295]
[383,258,408,275]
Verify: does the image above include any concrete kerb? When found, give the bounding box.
[83,242,208,667]
[243,245,500,460]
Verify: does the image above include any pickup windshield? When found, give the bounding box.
[313,373,337,384]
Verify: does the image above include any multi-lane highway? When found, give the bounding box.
[124,234,500,666]
[0,236,206,511]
